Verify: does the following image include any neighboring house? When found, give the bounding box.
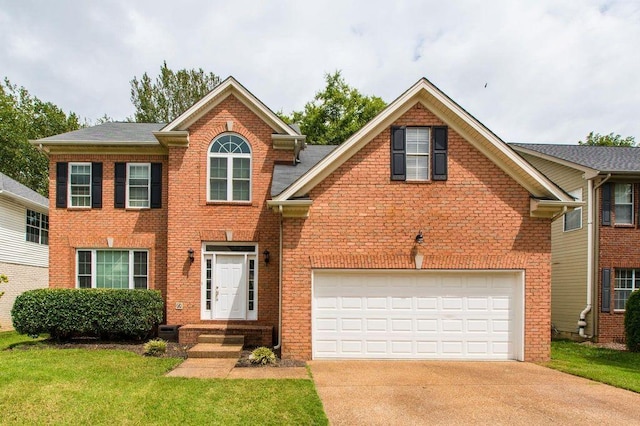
[0,172,49,329]
[33,77,577,362]
[512,144,640,343]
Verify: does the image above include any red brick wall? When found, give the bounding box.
[164,95,286,331]
[280,103,552,361]
[598,183,640,342]
[48,154,168,297]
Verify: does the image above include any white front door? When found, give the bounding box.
[203,254,247,320]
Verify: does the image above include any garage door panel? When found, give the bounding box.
[312,271,523,360]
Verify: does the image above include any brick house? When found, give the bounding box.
[34,77,576,361]
[512,144,640,343]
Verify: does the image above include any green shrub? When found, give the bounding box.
[249,346,276,365]
[625,290,640,352]
[11,289,163,341]
[143,338,167,356]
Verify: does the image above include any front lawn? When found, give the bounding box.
[0,331,327,425]
[548,340,640,393]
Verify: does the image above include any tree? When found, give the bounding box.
[130,61,221,123]
[579,131,636,147]
[282,71,387,145]
[0,78,81,196]
[0,274,6,300]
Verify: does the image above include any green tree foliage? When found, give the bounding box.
[0,78,80,196]
[130,61,221,123]
[579,131,636,147]
[282,71,387,145]
[625,290,640,352]
[0,273,7,301]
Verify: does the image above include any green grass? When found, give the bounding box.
[0,331,327,425]
[547,340,640,393]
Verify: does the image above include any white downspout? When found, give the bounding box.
[273,206,283,350]
[579,174,611,337]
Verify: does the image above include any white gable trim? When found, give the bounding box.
[272,78,573,203]
[160,77,298,136]
[511,145,600,180]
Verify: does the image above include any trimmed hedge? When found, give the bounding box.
[11,288,164,340]
[625,290,640,352]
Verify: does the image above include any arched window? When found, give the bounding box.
[208,134,251,201]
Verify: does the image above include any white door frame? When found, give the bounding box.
[201,244,258,320]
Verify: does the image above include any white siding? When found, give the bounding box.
[0,197,48,268]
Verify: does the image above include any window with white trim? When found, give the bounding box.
[614,183,633,225]
[127,163,150,208]
[77,249,148,289]
[614,269,640,310]
[405,127,430,181]
[26,209,48,245]
[208,134,251,202]
[564,188,583,232]
[69,163,92,207]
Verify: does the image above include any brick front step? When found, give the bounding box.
[187,343,243,359]
[198,334,245,345]
[179,324,273,347]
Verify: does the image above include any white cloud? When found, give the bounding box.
[0,0,638,143]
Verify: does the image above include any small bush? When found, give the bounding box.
[11,289,163,341]
[625,290,640,352]
[144,338,167,356]
[249,346,276,365]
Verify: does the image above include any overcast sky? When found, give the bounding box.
[1,0,639,144]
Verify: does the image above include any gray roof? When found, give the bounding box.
[511,143,640,173]
[271,145,337,196]
[0,171,48,209]
[37,122,164,143]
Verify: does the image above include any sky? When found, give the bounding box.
[1,0,639,144]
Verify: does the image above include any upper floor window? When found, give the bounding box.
[391,126,448,182]
[69,163,92,207]
[26,209,48,245]
[614,183,633,225]
[564,188,583,232]
[127,163,150,208]
[208,134,251,202]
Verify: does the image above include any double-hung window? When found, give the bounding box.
[77,249,148,289]
[127,163,150,208]
[391,126,448,181]
[564,188,583,232]
[614,183,633,225]
[26,209,49,245]
[208,134,251,202]
[614,269,640,310]
[69,163,92,207]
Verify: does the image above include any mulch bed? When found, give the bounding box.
[9,339,307,367]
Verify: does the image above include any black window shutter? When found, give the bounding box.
[114,162,126,208]
[150,163,162,208]
[601,182,612,226]
[56,162,68,208]
[390,126,406,181]
[91,162,102,208]
[432,126,448,181]
[601,268,611,313]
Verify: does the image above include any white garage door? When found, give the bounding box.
[312,270,524,360]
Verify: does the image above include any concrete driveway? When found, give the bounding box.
[309,361,640,425]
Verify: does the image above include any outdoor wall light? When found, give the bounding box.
[414,231,424,270]
[263,249,270,265]
[187,248,195,264]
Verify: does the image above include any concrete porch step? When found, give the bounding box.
[187,343,243,359]
[197,334,245,345]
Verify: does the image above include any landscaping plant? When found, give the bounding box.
[249,346,277,365]
[11,288,163,340]
[625,290,640,352]
[143,338,167,356]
